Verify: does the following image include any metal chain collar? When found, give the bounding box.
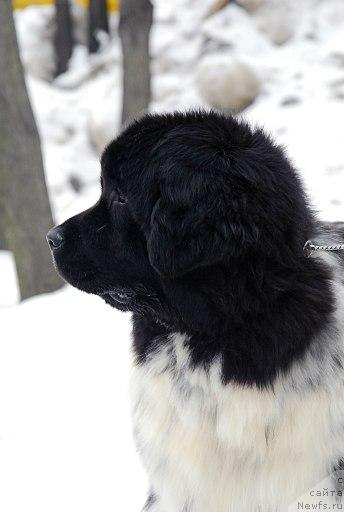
[303,240,344,258]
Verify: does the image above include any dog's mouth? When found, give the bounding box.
[54,261,136,306]
[99,288,136,311]
[106,289,133,304]
[100,285,164,316]
[54,257,161,314]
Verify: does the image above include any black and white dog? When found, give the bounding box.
[47,111,344,511]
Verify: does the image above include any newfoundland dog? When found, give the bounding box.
[47,111,344,511]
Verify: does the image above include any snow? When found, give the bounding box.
[2,0,344,510]
[0,288,147,512]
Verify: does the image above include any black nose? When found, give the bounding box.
[46,227,64,250]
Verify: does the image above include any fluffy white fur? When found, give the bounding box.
[130,252,344,512]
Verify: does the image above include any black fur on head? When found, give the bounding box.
[48,110,334,386]
[104,111,313,276]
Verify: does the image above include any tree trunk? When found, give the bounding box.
[54,0,74,76]
[0,224,7,251]
[119,0,153,125]
[88,0,109,54]
[0,0,62,300]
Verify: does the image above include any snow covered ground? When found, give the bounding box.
[1,0,344,510]
[0,289,147,512]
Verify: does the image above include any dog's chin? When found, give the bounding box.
[54,267,104,295]
[58,269,135,312]
[55,262,162,315]
[58,271,135,312]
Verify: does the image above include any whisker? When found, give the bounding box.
[96,224,107,233]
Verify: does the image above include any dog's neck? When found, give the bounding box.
[133,254,335,386]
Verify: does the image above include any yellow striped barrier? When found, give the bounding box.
[13,0,119,12]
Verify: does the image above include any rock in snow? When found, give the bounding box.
[251,0,301,46]
[196,55,261,112]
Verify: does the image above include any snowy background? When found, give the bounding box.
[1,0,344,510]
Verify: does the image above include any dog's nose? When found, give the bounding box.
[46,227,64,250]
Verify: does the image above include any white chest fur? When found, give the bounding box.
[130,327,344,512]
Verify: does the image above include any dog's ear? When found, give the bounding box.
[146,170,261,278]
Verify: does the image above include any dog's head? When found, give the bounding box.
[47,111,314,332]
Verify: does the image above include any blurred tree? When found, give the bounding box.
[0,0,62,300]
[88,0,109,54]
[119,0,153,125]
[54,0,74,76]
[0,226,6,250]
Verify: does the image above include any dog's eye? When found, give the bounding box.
[112,187,127,205]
